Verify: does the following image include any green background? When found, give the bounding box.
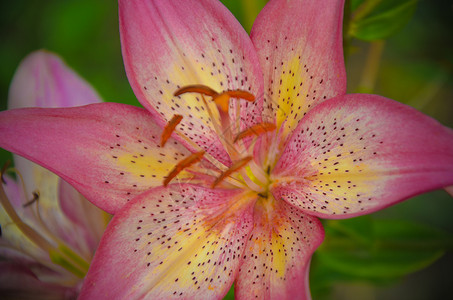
[0,0,452,299]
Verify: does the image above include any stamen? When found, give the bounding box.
[212,90,255,113]
[161,114,183,147]
[224,90,255,101]
[22,190,40,208]
[212,156,252,188]
[0,180,54,253]
[0,167,90,277]
[174,85,217,97]
[234,122,277,143]
[171,84,258,169]
[175,84,255,114]
[212,93,231,113]
[163,151,205,186]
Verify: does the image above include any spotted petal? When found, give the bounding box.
[0,103,196,214]
[120,0,264,166]
[273,94,453,218]
[235,198,324,299]
[79,185,256,299]
[251,0,346,138]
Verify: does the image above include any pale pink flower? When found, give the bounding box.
[0,51,107,299]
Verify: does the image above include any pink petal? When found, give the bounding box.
[119,0,264,166]
[57,179,108,256]
[8,50,101,110]
[273,94,453,219]
[7,50,103,221]
[6,49,106,251]
[251,0,346,139]
[235,199,324,299]
[79,184,256,299]
[0,262,77,300]
[0,103,194,214]
[1,175,25,213]
[3,161,103,264]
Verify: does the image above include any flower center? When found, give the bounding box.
[161,85,276,194]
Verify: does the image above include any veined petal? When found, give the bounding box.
[58,179,108,257]
[273,94,453,218]
[120,0,264,166]
[0,103,195,214]
[251,0,346,139]
[235,198,324,299]
[79,185,256,299]
[8,50,101,110]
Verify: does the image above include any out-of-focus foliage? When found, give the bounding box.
[0,1,452,300]
[347,0,418,41]
[314,216,452,281]
[220,0,268,33]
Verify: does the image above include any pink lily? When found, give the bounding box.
[0,51,107,298]
[0,0,453,298]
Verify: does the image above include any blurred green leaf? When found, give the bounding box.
[324,215,374,246]
[316,246,444,279]
[316,218,452,282]
[222,284,234,300]
[348,0,418,41]
[220,0,268,33]
[310,255,397,297]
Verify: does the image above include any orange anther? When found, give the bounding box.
[212,90,255,113]
[234,123,276,143]
[212,156,253,188]
[163,151,205,186]
[174,85,218,97]
[212,93,231,113]
[225,90,255,102]
[161,114,183,147]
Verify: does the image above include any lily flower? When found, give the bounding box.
[0,51,107,298]
[0,0,452,299]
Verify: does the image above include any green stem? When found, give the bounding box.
[356,40,385,93]
[241,0,265,33]
[352,0,382,23]
[407,71,448,110]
